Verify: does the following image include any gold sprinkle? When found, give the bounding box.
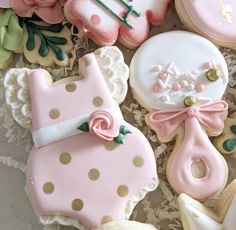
[101,216,113,225]
[104,141,118,151]
[206,68,221,82]
[133,155,144,167]
[49,108,60,119]
[72,199,83,211]
[184,96,196,107]
[83,58,91,66]
[117,185,129,197]
[59,152,71,165]
[43,182,55,195]
[65,83,77,93]
[88,168,100,181]
[93,96,104,107]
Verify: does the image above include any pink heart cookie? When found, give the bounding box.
[64,0,170,48]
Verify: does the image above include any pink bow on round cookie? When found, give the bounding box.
[88,110,120,141]
[11,0,65,24]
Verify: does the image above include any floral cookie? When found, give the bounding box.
[178,180,236,230]
[64,0,170,48]
[214,112,236,158]
[4,46,158,230]
[130,31,229,200]
[175,0,236,50]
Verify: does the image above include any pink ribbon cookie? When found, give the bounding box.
[130,31,229,200]
[64,0,170,48]
[4,47,158,229]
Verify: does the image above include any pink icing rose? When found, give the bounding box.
[88,110,120,141]
[0,0,11,8]
[11,0,65,24]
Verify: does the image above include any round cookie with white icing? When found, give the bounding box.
[64,0,170,48]
[175,0,236,50]
[130,31,229,200]
[4,46,158,230]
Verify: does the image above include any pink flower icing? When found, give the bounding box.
[11,0,65,24]
[0,0,11,8]
[88,110,120,141]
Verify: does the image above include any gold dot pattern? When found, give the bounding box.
[117,185,129,197]
[93,96,104,107]
[72,199,84,211]
[133,155,144,167]
[104,141,118,151]
[88,168,100,181]
[59,152,71,165]
[43,182,55,195]
[65,83,77,93]
[49,108,60,119]
[101,216,113,225]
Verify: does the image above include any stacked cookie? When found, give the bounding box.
[0,1,236,230]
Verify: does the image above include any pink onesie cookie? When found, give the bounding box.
[4,47,158,230]
[64,0,170,48]
[130,31,229,200]
[175,0,236,50]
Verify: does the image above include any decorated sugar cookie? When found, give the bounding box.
[175,0,236,50]
[64,0,170,48]
[178,180,236,230]
[4,46,158,230]
[214,112,236,158]
[130,31,229,200]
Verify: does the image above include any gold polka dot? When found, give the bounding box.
[49,108,60,119]
[59,152,71,165]
[88,168,100,181]
[101,216,113,225]
[104,141,118,151]
[43,182,55,195]
[83,58,91,66]
[65,83,77,93]
[117,185,129,197]
[133,155,144,167]
[93,96,104,107]
[184,96,196,107]
[206,68,220,82]
[72,199,83,211]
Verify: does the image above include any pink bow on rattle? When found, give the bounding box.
[147,101,228,140]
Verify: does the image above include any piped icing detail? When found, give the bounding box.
[64,0,170,47]
[181,0,236,43]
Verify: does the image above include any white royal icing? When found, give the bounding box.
[130,31,228,110]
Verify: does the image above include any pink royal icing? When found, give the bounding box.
[147,101,228,199]
[182,0,236,43]
[88,110,120,141]
[26,53,158,229]
[64,0,170,48]
[0,0,11,8]
[11,0,65,24]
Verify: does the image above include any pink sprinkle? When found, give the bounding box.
[195,84,206,92]
[90,14,101,26]
[159,72,168,80]
[172,83,182,91]
[203,61,213,69]
[153,83,163,93]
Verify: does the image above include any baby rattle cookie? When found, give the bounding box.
[4,46,158,230]
[214,112,236,158]
[64,0,170,48]
[175,0,236,50]
[130,31,229,200]
[178,180,236,230]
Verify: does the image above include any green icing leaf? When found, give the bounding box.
[223,139,236,152]
[114,133,125,144]
[119,125,131,135]
[24,20,68,61]
[78,122,89,132]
